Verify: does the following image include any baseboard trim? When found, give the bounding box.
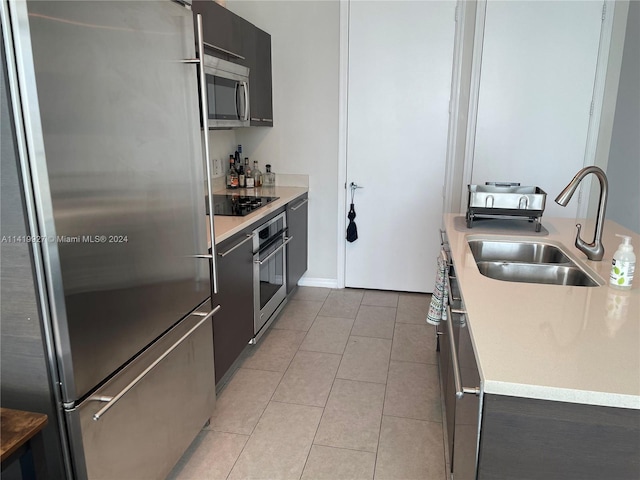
[297,277,339,289]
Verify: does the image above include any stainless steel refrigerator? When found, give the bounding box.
[1,1,219,478]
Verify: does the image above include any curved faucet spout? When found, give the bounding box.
[554,166,608,261]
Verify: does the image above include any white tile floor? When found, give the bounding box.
[168,287,447,480]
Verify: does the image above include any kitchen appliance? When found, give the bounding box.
[1,2,220,478]
[437,234,483,480]
[209,193,279,216]
[466,182,547,231]
[252,212,291,341]
[204,54,250,128]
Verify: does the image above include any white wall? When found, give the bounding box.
[606,0,640,233]
[468,1,603,219]
[226,0,341,284]
[219,0,636,284]
[208,130,238,179]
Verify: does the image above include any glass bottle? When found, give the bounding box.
[238,163,245,188]
[252,161,262,187]
[227,155,239,189]
[245,158,254,188]
[234,150,240,173]
[264,164,276,187]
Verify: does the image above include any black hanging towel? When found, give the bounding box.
[346,184,358,243]
[347,203,358,242]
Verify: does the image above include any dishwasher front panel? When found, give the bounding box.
[70,307,217,479]
[452,314,483,480]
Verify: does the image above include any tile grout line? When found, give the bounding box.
[388,358,440,367]
[382,413,445,425]
[219,290,436,480]
[225,292,328,480]
[438,364,450,480]
[331,376,389,387]
[295,288,337,480]
[372,297,399,478]
[228,324,289,475]
[304,290,365,478]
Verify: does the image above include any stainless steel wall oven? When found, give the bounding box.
[252,212,290,341]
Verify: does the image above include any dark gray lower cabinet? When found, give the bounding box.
[286,194,308,294]
[212,228,254,384]
[478,394,640,480]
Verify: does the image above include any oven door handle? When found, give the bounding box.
[254,236,293,265]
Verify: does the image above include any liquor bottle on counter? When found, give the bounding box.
[263,164,276,187]
[227,155,239,189]
[252,161,262,187]
[245,158,254,188]
[234,150,240,172]
[238,163,245,188]
[235,145,242,171]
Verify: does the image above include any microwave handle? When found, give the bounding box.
[234,82,249,122]
[235,82,240,120]
[235,82,249,122]
[241,82,249,121]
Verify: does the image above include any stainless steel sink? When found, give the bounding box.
[468,239,601,287]
[475,261,599,287]
[468,239,571,264]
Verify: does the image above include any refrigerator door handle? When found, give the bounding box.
[91,304,221,421]
[187,13,218,294]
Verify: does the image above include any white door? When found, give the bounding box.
[470,1,603,219]
[345,1,456,292]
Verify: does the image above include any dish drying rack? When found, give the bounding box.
[466,182,547,232]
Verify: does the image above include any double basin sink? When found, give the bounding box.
[468,238,601,287]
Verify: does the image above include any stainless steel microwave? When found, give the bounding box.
[203,55,250,128]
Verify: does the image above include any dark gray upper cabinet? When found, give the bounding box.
[286,194,308,294]
[241,23,273,127]
[191,1,244,60]
[192,1,273,127]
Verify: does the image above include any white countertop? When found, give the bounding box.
[207,186,308,245]
[444,213,640,409]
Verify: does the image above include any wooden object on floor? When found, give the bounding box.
[1,407,48,480]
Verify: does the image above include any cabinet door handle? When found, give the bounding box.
[445,304,480,399]
[92,304,221,421]
[290,198,308,211]
[254,237,293,265]
[218,233,255,258]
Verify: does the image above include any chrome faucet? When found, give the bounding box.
[555,166,608,261]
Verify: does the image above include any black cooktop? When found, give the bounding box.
[208,194,279,216]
